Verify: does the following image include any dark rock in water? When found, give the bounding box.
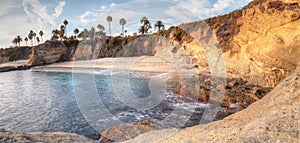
[99,120,162,143]
[177,74,273,109]
[0,65,32,72]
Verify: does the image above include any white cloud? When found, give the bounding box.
[0,0,21,17]
[0,0,66,48]
[110,3,116,7]
[101,5,106,10]
[53,1,66,18]
[23,0,56,26]
[204,0,251,15]
[80,11,97,25]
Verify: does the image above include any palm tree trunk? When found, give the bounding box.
[122,26,124,37]
[34,36,36,46]
[109,22,111,36]
[41,36,43,43]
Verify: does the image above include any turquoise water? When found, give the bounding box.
[0,70,205,140]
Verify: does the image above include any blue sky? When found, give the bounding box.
[0,0,252,48]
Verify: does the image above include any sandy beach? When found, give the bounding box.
[31,56,200,75]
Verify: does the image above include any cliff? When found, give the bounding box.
[29,40,79,66]
[0,46,31,63]
[176,0,300,87]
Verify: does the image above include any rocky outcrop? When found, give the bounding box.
[0,129,96,143]
[0,46,31,63]
[124,64,300,143]
[99,120,162,143]
[28,40,80,66]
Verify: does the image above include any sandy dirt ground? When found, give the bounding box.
[31,56,200,75]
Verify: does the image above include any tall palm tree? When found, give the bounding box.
[36,37,40,44]
[124,29,127,36]
[16,36,22,47]
[119,18,126,37]
[106,16,112,36]
[33,32,37,46]
[140,16,152,35]
[63,19,68,37]
[74,28,79,39]
[28,30,34,46]
[24,37,28,46]
[39,30,44,43]
[155,20,165,33]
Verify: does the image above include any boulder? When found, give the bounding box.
[99,120,162,143]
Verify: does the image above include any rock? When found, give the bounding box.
[29,41,68,66]
[0,65,32,72]
[99,120,162,143]
[0,130,96,143]
[124,64,300,143]
[28,40,81,66]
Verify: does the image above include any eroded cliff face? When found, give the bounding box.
[29,40,80,66]
[165,0,300,87]
[0,47,32,63]
[227,0,300,87]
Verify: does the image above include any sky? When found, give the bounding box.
[0,0,252,48]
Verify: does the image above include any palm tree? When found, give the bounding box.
[97,24,105,31]
[74,28,79,39]
[96,24,105,38]
[16,36,22,47]
[39,30,44,43]
[36,37,40,44]
[58,30,64,40]
[28,30,34,46]
[155,20,165,33]
[138,26,146,35]
[63,19,68,37]
[119,18,126,37]
[51,29,59,40]
[140,16,152,35]
[90,27,96,39]
[59,25,65,40]
[60,25,65,31]
[24,37,28,46]
[33,32,37,46]
[106,16,112,36]
[12,38,18,46]
[124,29,127,36]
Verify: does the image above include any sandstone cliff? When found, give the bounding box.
[28,40,79,66]
[177,0,300,87]
[0,46,31,63]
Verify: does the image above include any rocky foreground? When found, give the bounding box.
[0,129,96,143]
[123,65,300,143]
